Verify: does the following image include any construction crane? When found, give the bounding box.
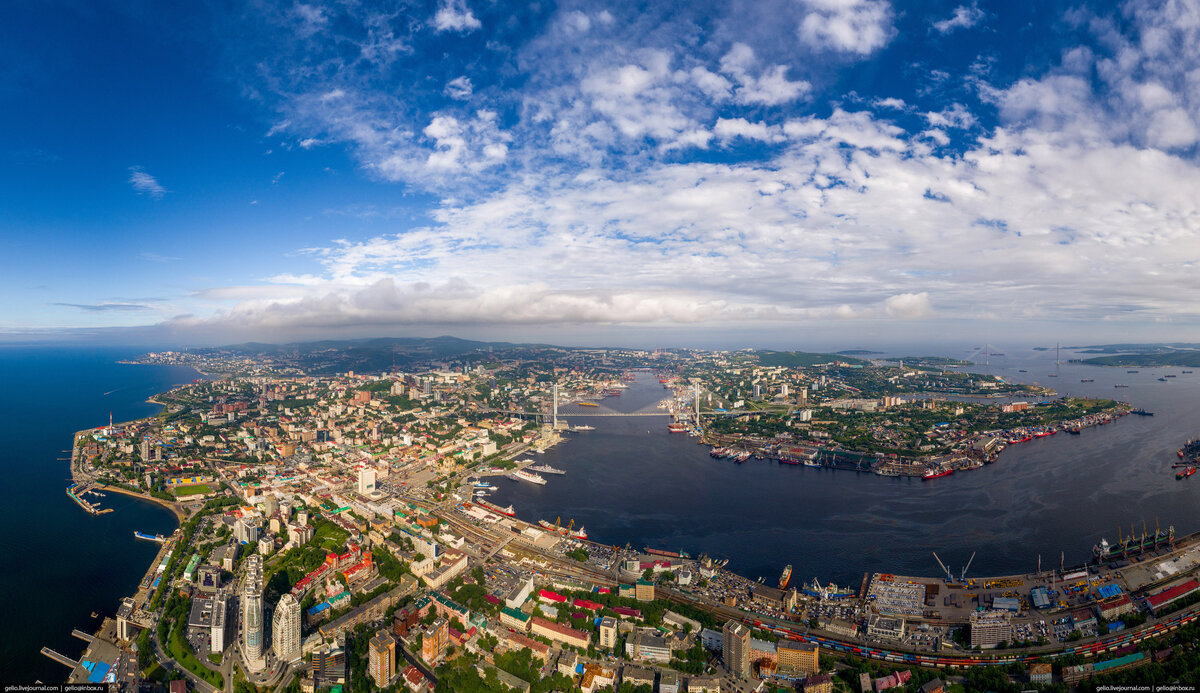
[932,551,953,582]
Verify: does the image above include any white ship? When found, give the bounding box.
[510,469,547,485]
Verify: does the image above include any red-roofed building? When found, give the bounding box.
[1099,594,1134,620]
[573,598,602,611]
[1147,579,1199,614]
[530,616,590,649]
[538,589,567,603]
[402,664,426,692]
[611,606,642,619]
[497,629,551,662]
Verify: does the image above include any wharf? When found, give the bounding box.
[41,647,78,668]
[71,628,95,643]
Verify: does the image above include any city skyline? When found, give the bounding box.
[4,0,1200,347]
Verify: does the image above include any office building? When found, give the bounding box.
[969,610,1012,649]
[358,467,376,494]
[778,641,819,676]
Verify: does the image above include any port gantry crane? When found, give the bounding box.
[932,550,976,584]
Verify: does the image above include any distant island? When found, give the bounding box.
[835,349,884,355]
[1069,343,1200,367]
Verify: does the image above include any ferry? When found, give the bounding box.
[1178,467,1196,480]
[779,564,792,589]
[572,424,595,431]
[922,468,953,480]
[473,481,493,488]
[510,469,547,485]
[134,531,167,543]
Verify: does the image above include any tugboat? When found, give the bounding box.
[1178,467,1196,480]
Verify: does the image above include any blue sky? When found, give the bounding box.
[3,0,1200,348]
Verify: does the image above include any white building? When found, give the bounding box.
[272,593,302,663]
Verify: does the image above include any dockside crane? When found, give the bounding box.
[960,551,976,583]
[932,551,953,582]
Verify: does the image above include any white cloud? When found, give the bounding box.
[799,0,894,55]
[932,3,985,34]
[433,0,481,33]
[444,76,473,100]
[719,43,811,105]
[713,117,785,143]
[128,166,166,199]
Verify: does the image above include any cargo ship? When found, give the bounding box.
[732,450,751,463]
[1178,467,1196,480]
[579,402,599,407]
[779,564,792,589]
[510,469,547,485]
[479,500,516,517]
[667,422,688,433]
[134,531,167,543]
[644,547,690,559]
[922,468,953,480]
[1092,523,1174,563]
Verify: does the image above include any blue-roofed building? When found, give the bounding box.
[1031,587,1051,609]
[1097,583,1122,599]
[992,596,1020,612]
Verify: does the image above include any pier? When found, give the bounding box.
[71,628,95,643]
[40,646,79,668]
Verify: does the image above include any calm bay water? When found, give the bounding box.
[0,347,194,683]
[486,348,1200,591]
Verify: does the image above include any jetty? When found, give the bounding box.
[40,646,78,668]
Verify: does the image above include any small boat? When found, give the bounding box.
[1128,370,1139,373]
[1018,369,1028,373]
[1067,428,1081,435]
[1177,467,1196,480]
[923,468,954,480]
[1184,370,1194,374]
[1080,378,1094,383]
[1159,377,1169,382]
[1114,384,1129,388]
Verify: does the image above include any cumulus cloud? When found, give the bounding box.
[444,76,473,100]
[128,166,166,198]
[433,0,481,33]
[175,0,1200,339]
[932,3,984,34]
[718,43,811,105]
[798,0,894,55]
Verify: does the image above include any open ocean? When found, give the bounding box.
[0,347,195,683]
